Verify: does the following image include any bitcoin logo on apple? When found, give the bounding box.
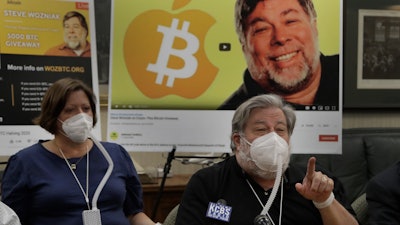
[124,7,218,99]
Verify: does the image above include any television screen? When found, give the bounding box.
[107,0,343,154]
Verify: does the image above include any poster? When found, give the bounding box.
[357,9,400,89]
[0,0,100,155]
[108,0,342,154]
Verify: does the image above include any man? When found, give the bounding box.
[45,11,91,57]
[366,161,400,224]
[176,94,358,225]
[218,0,338,110]
[0,201,20,225]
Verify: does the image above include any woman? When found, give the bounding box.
[1,78,157,225]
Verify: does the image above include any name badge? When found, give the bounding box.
[206,201,232,222]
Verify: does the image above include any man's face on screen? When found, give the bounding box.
[242,0,320,94]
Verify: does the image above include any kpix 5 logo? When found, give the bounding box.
[123,0,218,99]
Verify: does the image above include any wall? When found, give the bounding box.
[343,110,400,128]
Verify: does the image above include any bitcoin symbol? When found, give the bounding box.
[147,18,199,88]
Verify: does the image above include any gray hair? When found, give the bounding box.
[234,0,317,44]
[230,94,296,151]
[63,11,89,37]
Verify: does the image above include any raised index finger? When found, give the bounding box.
[306,157,316,179]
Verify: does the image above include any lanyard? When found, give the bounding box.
[246,178,283,225]
[59,146,91,210]
[246,156,284,225]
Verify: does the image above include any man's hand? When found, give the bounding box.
[295,157,334,203]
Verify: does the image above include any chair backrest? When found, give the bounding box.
[163,204,179,225]
[351,193,368,225]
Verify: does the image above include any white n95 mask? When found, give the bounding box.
[60,113,93,143]
[243,132,290,174]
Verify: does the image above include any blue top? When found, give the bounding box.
[1,140,143,225]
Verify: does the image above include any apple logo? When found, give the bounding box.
[123,2,218,99]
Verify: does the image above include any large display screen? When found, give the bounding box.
[107,0,342,154]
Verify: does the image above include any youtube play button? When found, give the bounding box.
[219,43,231,51]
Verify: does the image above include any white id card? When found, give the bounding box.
[83,209,102,225]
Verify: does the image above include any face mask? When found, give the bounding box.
[242,132,290,175]
[59,113,93,143]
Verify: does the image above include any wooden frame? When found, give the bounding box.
[344,0,400,108]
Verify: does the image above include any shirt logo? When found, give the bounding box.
[206,201,232,222]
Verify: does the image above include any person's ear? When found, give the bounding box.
[312,19,318,37]
[232,133,241,148]
[241,42,247,53]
